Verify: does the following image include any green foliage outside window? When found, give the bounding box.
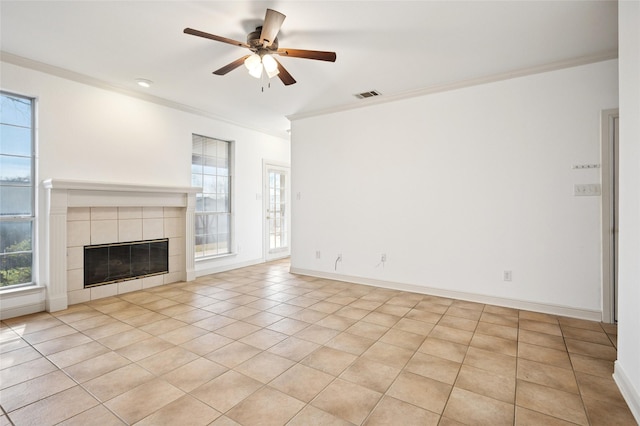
[0,240,32,286]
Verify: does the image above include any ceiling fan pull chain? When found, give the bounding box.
[260,68,272,92]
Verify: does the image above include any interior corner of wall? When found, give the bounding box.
[613,360,640,424]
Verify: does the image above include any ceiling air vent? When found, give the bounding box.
[354,90,381,99]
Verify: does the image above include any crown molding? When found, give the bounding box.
[0,51,288,140]
[288,49,619,122]
[1,49,616,134]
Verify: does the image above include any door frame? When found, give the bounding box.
[263,160,291,261]
[601,108,619,324]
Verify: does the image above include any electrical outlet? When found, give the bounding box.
[315,251,321,259]
[381,253,387,262]
[503,270,512,282]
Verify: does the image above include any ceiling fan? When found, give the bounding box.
[184,8,337,86]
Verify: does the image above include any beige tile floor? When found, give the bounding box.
[0,259,637,425]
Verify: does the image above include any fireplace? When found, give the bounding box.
[43,179,199,312]
[84,239,169,288]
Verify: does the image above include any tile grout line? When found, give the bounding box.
[357,298,431,425]
[0,401,16,426]
[435,301,476,424]
[1,316,121,425]
[54,300,173,426]
[561,319,589,425]
[1,260,628,425]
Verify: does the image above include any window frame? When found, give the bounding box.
[191,134,234,260]
[0,90,37,290]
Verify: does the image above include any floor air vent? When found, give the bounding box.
[354,90,381,99]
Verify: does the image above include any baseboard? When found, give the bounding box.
[290,268,602,321]
[46,293,69,313]
[0,285,47,320]
[0,302,46,320]
[196,257,266,277]
[614,361,640,424]
[185,269,197,282]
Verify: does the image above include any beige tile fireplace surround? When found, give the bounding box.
[43,180,199,313]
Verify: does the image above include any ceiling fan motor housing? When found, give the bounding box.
[248,26,279,51]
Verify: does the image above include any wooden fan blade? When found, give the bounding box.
[274,58,296,86]
[184,28,250,49]
[276,48,336,62]
[260,9,286,47]
[213,55,251,75]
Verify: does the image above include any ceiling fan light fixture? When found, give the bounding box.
[245,53,279,79]
[248,66,263,79]
[262,54,278,73]
[244,54,261,71]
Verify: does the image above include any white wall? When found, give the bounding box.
[614,1,640,421]
[291,60,617,319]
[0,60,290,289]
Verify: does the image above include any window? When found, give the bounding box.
[0,92,35,288]
[192,134,232,258]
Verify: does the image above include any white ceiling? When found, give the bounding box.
[0,1,618,139]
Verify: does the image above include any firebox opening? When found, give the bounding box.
[84,238,169,288]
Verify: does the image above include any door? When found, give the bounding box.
[264,163,290,260]
[613,115,619,322]
[602,110,619,323]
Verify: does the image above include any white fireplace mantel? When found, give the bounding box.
[43,179,200,312]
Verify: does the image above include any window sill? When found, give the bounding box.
[195,252,238,263]
[0,284,44,296]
